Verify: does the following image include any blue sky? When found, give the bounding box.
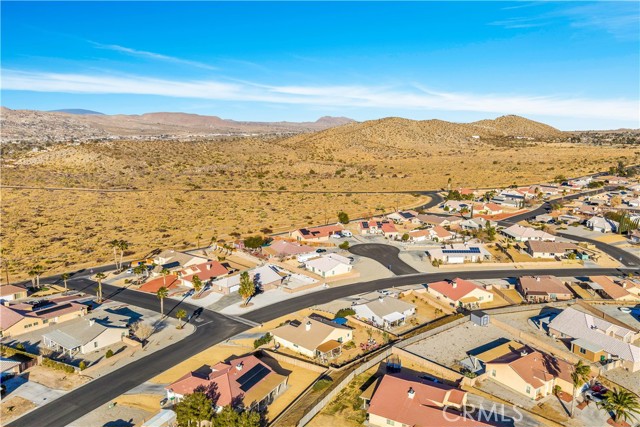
[1,1,639,129]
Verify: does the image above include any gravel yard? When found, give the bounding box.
[404,321,519,370]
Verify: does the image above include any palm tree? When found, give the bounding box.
[132,264,146,283]
[0,247,11,286]
[192,275,203,294]
[28,265,45,289]
[599,387,640,424]
[108,239,120,270]
[176,309,187,329]
[117,240,129,271]
[570,360,592,417]
[95,272,106,302]
[157,287,169,316]
[161,268,170,286]
[61,273,70,292]
[195,233,203,248]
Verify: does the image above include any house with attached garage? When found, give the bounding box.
[548,306,640,372]
[290,224,344,242]
[210,264,285,294]
[586,216,617,233]
[359,220,399,239]
[485,346,575,400]
[426,244,492,264]
[386,210,418,223]
[304,253,352,278]
[525,241,578,258]
[178,261,229,288]
[409,226,453,242]
[165,354,288,411]
[459,217,497,231]
[587,276,638,301]
[41,317,129,356]
[271,315,353,361]
[442,200,472,213]
[426,277,493,309]
[352,295,416,330]
[516,276,572,302]
[415,214,462,228]
[501,224,555,242]
[152,249,209,274]
[0,299,87,338]
[261,240,315,260]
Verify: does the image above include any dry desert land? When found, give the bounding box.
[2,115,638,279]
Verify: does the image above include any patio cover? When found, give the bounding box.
[382,312,405,323]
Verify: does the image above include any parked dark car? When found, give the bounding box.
[316,248,327,253]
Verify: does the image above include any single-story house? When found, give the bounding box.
[152,250,209,271]
[486,347,575,400]
[1,357,25,379]
[534,214,554,223]
[362,375,489,427]
[442,200,472,213]
[304,253,352,278]
[588,276,637,301]
[210,264,285,294]
[0,285,28,301]
[166,354,288,411]
[352,296,416,330]
[548,307,640,372]
[271,315,352,361]
[500,224,555,242]
[586,216,618,233]
[359,220,399,238]
[178,261,229,287]
[557,214,581,224]
[1,300,87,338]
[386,210,418,223]
[42,318,129,355]
[578,204,600,216]
[291,224,344,242]
[415,214,461,228]
[426,244,492,264]
[525,241,578,258]
[459,217,497,231]
[139,275,180,293]
[262,240,315,259]
[479,203,503,215]
[427,278,493,309]
[516,276,572,302]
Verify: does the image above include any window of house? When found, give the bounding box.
[526,386,531,394]
[386,420,395,426]
[43,319,49,324]
[491,369,496,377]
[579,347,587,355]
[94,342,98,348]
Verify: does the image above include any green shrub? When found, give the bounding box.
[79,361,87,371]
[335,308,355,318]
[15,343,25,351]
[338,241,350,250]
[105,349,114,358]
[312,378,332,392]
[253,333,272,349]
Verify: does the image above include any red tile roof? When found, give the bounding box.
[368,375,490,427]
[179,261,228,283]
[428,278,484,302]
[139,275,180,293]
[489,350,573,389]
[166,355,278,407]
[589,276,632,300]
[0,285,27,298]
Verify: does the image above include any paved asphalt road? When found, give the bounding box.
[7,275,252,427]
[349,244,418,275]
[242,266,628,324]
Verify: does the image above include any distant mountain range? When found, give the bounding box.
[0,107,355,142]
[48,109,105,115]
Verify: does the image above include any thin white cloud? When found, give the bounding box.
[2,69,638,123]
[90,42,219,71]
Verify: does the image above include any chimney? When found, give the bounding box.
[520,350,528,357]
[306,321,312,331]
[236,362,244,371]
[379,296,384,303]
[206,264,211,270]
[89,318,95,327]
[408,387,415,399]
[452,279,457,289]
[536,277,541,282]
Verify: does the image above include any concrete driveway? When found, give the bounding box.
[3,376,66,407]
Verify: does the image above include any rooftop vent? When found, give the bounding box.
[236,362,244,371]
[408,387,415,399]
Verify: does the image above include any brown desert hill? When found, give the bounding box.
[276,115,564,153]
[0,107,355,142]
[470,114,563,138]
